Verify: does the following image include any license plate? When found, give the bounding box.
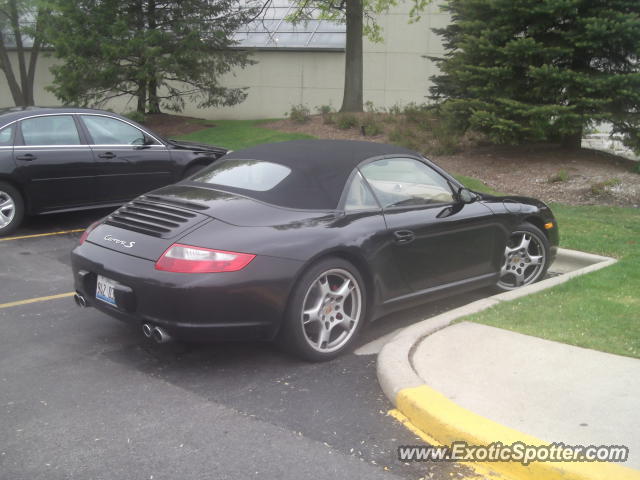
[96,275,117,306]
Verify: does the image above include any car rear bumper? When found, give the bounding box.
[71,241,304,341]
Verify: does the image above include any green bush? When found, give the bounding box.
[403,103,434,130]
[286,104,311,124]
[336,113,358,130]
[124,110,147,123]
[361,114,383,136]
[316,105,335,125]
[388,125,422,151]
[548,169,570,183]
[387,103,402,116]
[316,104,332,115]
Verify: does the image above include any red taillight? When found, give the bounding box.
[155,244,255,273]
[79,221,101,245]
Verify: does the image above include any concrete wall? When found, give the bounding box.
[0,4,448,120]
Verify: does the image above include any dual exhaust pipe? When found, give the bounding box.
[74,293,87,308]
[74,293,171,344]
[142,323,172,344]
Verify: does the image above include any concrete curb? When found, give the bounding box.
[376,248,640,480]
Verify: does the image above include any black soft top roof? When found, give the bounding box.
[219,139,417,210]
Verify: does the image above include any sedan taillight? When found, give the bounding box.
[155,244,255,273]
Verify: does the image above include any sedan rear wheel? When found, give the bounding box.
[497,223,549,291]
[279,258,366,361]
[0,182,24,236]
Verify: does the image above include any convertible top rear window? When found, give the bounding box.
[193,159,291,192]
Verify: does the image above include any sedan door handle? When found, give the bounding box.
[393,230,415,245]
[98,152,116,159]
[16,153,37,161]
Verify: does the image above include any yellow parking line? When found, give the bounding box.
[0,229,84,242]
[0,292,75,309]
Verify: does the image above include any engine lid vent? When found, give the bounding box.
[105,197,205,238]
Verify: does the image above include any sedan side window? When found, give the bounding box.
[360,157,454,208]
[21,116,81,146]
[344,171,379,210]
[0,125,13,146]
[81,115,148,145]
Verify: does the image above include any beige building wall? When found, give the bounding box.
[0,4,449,120]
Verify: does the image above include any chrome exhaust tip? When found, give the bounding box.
[74,293,87,308]
[152,326,172,344]
[142,323,153,338]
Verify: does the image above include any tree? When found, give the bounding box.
[287,0,430,113]
[0,0,46,106]
[430,0,640,149]
[40,0,261,113]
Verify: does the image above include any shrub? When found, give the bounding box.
[361,114,383,136]
[590,178,622,195]
[286,104,310,124]
[316,105,335,125]
[336,113,358,130]
[387,103,402,116]
[388,125,422,151]
[124,110,146,123]
[403,103,434,130]
[548,169,570,183]
[316,104,332,115]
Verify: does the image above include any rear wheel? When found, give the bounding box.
[279,257,366,361]
[0,182,24,236]
[496,222,550,291]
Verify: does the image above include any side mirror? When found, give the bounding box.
[457,187,477,204]
[133,135,154,149]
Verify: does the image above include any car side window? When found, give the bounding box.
[0,125,13,146]
[21,116,81,146]
[344,171,379,210]
[360,157,454,208]
[81,115,148,145]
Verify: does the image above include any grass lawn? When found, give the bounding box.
[462,202,640,359]
[181,119,640,358]
[176,119,313,151]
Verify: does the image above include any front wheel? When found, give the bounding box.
[278,258,366,362]
[0,182,25,236]
[496,223,550,291]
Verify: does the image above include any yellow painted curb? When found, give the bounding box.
[396,385,640,480]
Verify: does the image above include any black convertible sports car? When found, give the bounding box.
[0,107,227,235]
[71,140,558,361]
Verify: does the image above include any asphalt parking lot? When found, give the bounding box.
[0,210,490,480]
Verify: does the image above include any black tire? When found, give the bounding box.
[496,222,551,292]
[278,257,367,362]
[0,181,25,236]
[182,163,206,179]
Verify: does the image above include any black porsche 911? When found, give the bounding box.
[71,139,558,361]
[0,107,227,235]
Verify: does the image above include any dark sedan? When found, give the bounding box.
[0,107,227,235]
[71,140,559,361]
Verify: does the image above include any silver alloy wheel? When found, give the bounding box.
[498,230,546,290]
[301,268,362,353]
[0,190,16,229]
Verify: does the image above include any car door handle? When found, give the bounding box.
[16,153,37,161]
[393,230,415,245]
[98,152,116,159]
